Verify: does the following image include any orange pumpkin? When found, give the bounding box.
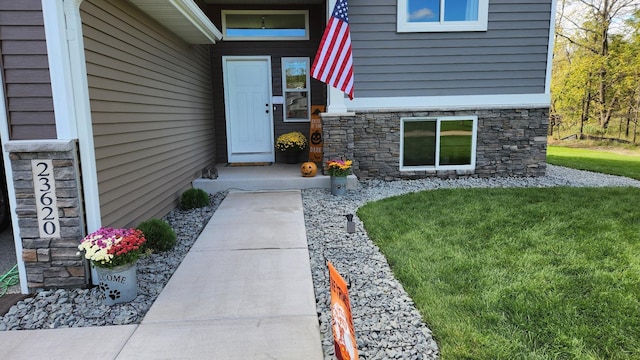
[300,162,318,177]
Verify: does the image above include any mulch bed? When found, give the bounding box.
[0,293,28,317]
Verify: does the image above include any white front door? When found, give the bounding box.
[223,56,274,163]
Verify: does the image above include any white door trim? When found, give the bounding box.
[222,56,275,163]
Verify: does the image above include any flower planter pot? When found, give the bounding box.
[331,176,347,196]
[281,151,301,164]
[95,262,137,305]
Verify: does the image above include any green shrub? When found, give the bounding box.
[180,188,210,210]
[137,218,177,252]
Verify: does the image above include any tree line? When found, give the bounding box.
[551,0,640,143]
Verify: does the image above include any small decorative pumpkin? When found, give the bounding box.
[300,162,318,177]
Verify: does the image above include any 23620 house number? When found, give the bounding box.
[31,160,61,238]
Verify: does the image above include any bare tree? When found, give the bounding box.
[555,0,639,130]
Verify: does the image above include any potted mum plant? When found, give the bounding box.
[276,131,307,164]
[326,159,352,196]
[78,227,146,305]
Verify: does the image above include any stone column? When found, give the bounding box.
[320,112,357,174]
[4,140,87,291]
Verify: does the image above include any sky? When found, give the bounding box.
[407,0,476,22]
[557,0,640,35]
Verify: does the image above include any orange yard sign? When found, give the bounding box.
[328,262,359,360]
[309,105,324,162]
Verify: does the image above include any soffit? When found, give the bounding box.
[129,0,223,44]
[203,0,323,4]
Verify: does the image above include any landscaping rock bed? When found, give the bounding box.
[2,164,639,359]
[302,164,640,360]
[0,192,225,330]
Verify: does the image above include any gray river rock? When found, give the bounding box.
[2,165,639,359]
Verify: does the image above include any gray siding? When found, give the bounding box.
[0,0,56,140]
[80,0,215,228]
[350,0,552,97]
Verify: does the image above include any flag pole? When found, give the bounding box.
[324,0,346,113]
[312,0,354,108]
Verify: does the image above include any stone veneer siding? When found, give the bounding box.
[4,140,87,291]
[321,108,548,180]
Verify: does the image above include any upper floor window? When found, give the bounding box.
[397,0,489,32]
[222,10,309,41]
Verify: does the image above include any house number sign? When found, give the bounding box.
[31,160,61,238]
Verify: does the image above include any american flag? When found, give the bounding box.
[311,0,354,100]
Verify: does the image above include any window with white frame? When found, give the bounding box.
[222,10,309,41]
[397,0,489,32]
[400,116,477,170]
[282,57,311,122]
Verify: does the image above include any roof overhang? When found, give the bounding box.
[129,0,222,44]
[203,0,322,3]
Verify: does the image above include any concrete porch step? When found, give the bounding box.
[193,163,358,193]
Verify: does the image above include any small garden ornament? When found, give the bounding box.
[300,161,318,177]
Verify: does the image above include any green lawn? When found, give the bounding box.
[358,187,640,359]
[547,146,640,180]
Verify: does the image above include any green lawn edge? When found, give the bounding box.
[358,187,640,359]
[547,146,640,180]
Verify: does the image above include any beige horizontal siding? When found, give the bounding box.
[81,0,215,228]
[0,0,56,140]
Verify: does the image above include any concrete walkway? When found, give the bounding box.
[2,190,324,360]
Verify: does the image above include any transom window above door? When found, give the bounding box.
[222,10,309,40]
[397,0,488,32]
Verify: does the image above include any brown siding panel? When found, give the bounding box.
[1,40,48,54]
[7,97,53,111]
[6,83,53,97]
[9,124,56,139]
[81,0,216,228]
[0,11,45,25]
[3,54,50,69]
[0,3,42,11]
[10,111,54,124]
[0,0,56,140]
[0,26,47,40]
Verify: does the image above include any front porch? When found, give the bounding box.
[193,163,358,194]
